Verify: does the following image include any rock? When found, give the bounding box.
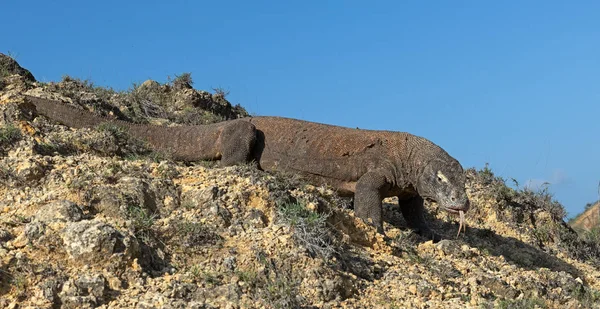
[24,221,46,239]
[11,234,29,248]
[172,88,202,109]
[90,186,123,219]
[408,284,418,295]
[246,208,267,228]
[35,200,84,223]
[61,220,138,264]
[181,185,219,209]
[223,256,237,271]
[75,274,107,299]
[0,228,13,242]
[436,239,461,256]
[319,276,355,301]
[15,157,46,181]
[59,274,107,308]
[91,176,178,218]
[39,279,62,305]
[119,177,159,212]
[478,275,518,299]
[140,80,161,91]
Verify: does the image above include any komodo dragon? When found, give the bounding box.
[23,94,470,240]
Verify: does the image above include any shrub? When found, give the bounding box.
[172,73,193,89]
[0,125,21,145]
[277,200,335,260]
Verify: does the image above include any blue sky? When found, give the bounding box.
[4,1,599,217]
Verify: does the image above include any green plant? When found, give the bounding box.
[212,87,230,98]
[127,205,157,242]
[0,52,18,78]
[97,123,128,140]
[277,200,335,259]
[125,81,168,121]
[393,229,420,251]
[515,185,566,220]
[0,66,8,79]
[575,285,600,307]
[190,266,221,286]
[174,107,225,125]
[102,161,123,178]
[124,154,143,161]
[11,273,27,290]
[172,72,193,89]
[469,165,516,202]
[478,163,496,184]
[146,150,169,163]
[195,160,218,168]
[238,249,306,308]
[128,205,155,230]
[260,270,302,309]
[470,165,600,264]
[0,124,21,145]
[236,270,258,287]
[33,141,65,156]
[580,227,600,244]
[0,165,13,183]
[584,201,598,210]
[532,224,554,244]
[471,164,566,219]
[155,162,178,178]
[180,200,196,210]
[97,122,165,160]
[203,272,220,286]
[54,75,119,102]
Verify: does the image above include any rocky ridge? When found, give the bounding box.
[571,202,600,233]
[1,53,600,308]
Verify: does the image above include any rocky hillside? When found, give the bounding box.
[571,202,600,232]
[1,53,600,308]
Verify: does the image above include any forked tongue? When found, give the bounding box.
[456,210,466,238]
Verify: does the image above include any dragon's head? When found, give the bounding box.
[416,158,469,214]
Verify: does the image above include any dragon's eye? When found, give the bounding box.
[436,171,448,183]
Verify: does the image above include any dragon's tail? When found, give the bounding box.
[24,95,113,128]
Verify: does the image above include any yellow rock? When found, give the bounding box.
[11,234,29,248]
[409,284,417,295]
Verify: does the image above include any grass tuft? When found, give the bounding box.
[0,125,21,145]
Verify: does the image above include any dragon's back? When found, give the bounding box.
[245,116,422,183]
[248,116,414,159]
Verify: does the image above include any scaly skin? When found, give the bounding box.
[23,95,256,165]
[245,116,469,239]
[24,95,469,239]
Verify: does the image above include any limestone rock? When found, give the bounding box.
[61,220,138,264]
[35,200,84,223]
[0,53,36,81]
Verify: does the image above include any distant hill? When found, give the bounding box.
[571,201,600,232]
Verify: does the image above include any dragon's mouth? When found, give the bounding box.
[445,207,461,214]
[424,197,469,214]
[446,200,470,214]
[423,197,469,237]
